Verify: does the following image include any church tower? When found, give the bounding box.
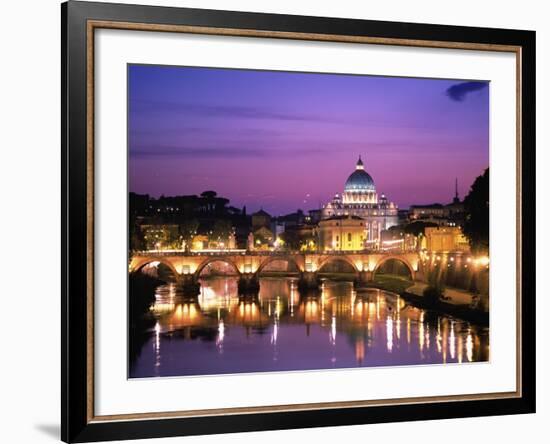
[453,178,460,204]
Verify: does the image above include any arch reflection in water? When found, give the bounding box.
[129,277,489,378]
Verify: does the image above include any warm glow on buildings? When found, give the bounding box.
[321,157,399,246]
[318,215,368,251]
[423,226,470,252]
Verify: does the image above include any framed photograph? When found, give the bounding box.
[62,1,536,442]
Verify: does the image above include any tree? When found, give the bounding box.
[463,168,489,253]
[280,230,300,250]
[162,227,182,250]
[404,220,438,237]
[179,219,199,250]
[200,191,217,199]
[300,235,318,252]
[211,219,232,241]
[129,222,145,251]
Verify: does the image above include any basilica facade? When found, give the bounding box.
[320,157,398,250]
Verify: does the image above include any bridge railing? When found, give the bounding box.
[130,248,414,257]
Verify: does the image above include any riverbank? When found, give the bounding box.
[399,291,488,326]
[407,282,476,306]
[367,274,414,294]
[367,275,489,326]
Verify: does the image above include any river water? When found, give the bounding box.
[129,277,489,378]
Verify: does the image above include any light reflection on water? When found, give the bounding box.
[129,277,489,378]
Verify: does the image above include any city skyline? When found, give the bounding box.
[129,65,489,214]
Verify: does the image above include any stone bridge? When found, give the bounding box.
[130,250,421,293]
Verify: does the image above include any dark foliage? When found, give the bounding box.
[404,220,439,236]
[463,168,489,253]
[128,272,162,364]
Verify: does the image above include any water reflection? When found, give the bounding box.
[130,277,489,378]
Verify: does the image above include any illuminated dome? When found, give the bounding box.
[344,156,376,192]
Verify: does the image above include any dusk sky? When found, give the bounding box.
[128,64,489,215]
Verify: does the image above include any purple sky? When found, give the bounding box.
[129,65,489,215]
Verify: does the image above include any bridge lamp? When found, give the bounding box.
[477,256,490,266]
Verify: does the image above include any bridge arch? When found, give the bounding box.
[373,255,415,280]
[317,256,359,274]
[131,258,179,279]
[194,257,240,277]
[257,256,302,274]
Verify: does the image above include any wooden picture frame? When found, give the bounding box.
[62,1,536,442]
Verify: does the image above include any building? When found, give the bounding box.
[130,190,251,249]
[321,156,399,245]
[307,209,322,224]
[408,203,464,226]
[273,209,319,251]
[423,226,470,252]
[252,226,274,250]
[408,179,465,227]
[189,232,237,251]
[379,229,418,252]
[318,215,367,251]
[190,234,209,251]
[251,209,272,229]
[140,224,181,250]
[251,209,274,249]
[281,223,318,251]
